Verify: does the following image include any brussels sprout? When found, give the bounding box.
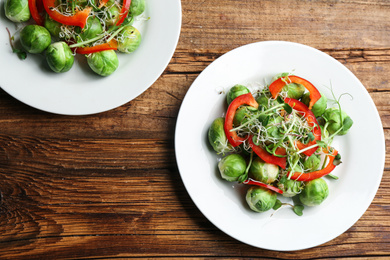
[20,25,51,54]
[272,73,305,99]
[266,116,283,138]
[302,92,328,117]
[105,4,120,26]
[218,154,246,182]
[233,106,256,126]
[227,84,251,105]
[299,178,329,206]
[117,26,142,53]
[5,0,30,23]
[249,157,279,184]
[46,42,74,73]
[278,174,304,197]
[44,16,62,38]
[130,0,145,16]
[303,154,321,172]
[208,117,233,154]
[87,50,119,76]
[246,186,277,212]
[322,107,353,135]
[78,17,103,41]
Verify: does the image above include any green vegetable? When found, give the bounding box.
[78,17,103,41]
[322,107,353,135]
[46,42,74,73]
[272,73,305,99]
[44,16,63,38]
[130,0,146,16]
[106,5,120,26]
[302,92,328,117]
[227,84,250,105]
[299,178,329,206]
[249,157,279,184]
[208,117,233,154]
[218,154,246,182]
[246,186,277,212]
[87,50,119,76]
[5,0,30,23]
[20,25,51,54]
[117,26,142,53]
[278,175,304,197]
[303,154,321,172]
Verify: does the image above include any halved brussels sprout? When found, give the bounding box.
[78,17,103,41]
[44,15,62,38]
[299,178,329,206]
[246,186,277,212]
[5,0,30,23]
[46,42,74,73]
[249,157,279,184]
[218,154,246,182]
[20,25,51,54]
[278,174,304,197]
[233,106,256,127]
[208,117,233,154]
[272,72,305,99]
[87,50,119,76]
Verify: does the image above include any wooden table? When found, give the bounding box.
[1,0,389,258]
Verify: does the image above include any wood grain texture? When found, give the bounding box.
[1,0,390,259]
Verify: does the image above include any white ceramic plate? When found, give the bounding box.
[175,41,385,251]
[0,0,181,115]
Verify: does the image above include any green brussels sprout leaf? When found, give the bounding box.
[276,96,284,104]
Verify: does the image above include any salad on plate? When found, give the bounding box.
[4,0,146,76]
[208,72,353,216]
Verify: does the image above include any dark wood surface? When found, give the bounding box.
[1,0,390,259]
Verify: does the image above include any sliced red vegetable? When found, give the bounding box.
[75,40,118,54]
[289,149,338,181]
[285,98,321,157]
[116,0,132,26]
[28,0,44,25]
[224,93,259,147]
[248,136,287,169]
[269,75,321,110]
[243,178,283,194]
[43,0,92,28]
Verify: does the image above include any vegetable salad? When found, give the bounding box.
[4,0,146,76]
[208,73,353,215]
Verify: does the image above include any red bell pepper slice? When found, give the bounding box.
[224,93,259,147]
[75,40,118,54]
[289,149,338,181]
[285,98,321,157]
[43,0,92,28]
[243,178,283,194]
[269,75,321,110]
[28,0,44,25]
[248,136,287,169]
[116,0,132,26]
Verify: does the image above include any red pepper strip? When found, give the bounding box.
[98,0,110,8]
[285,98,321,157]
[243,178,283,194]
[224,93,259,147]
[269,75,321,110]
[116,0,132,26]
[28,0,44,25]
[43,0,92,28]
[248,136,287,169]
[76,40,118,54]
[289,149,338,181]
